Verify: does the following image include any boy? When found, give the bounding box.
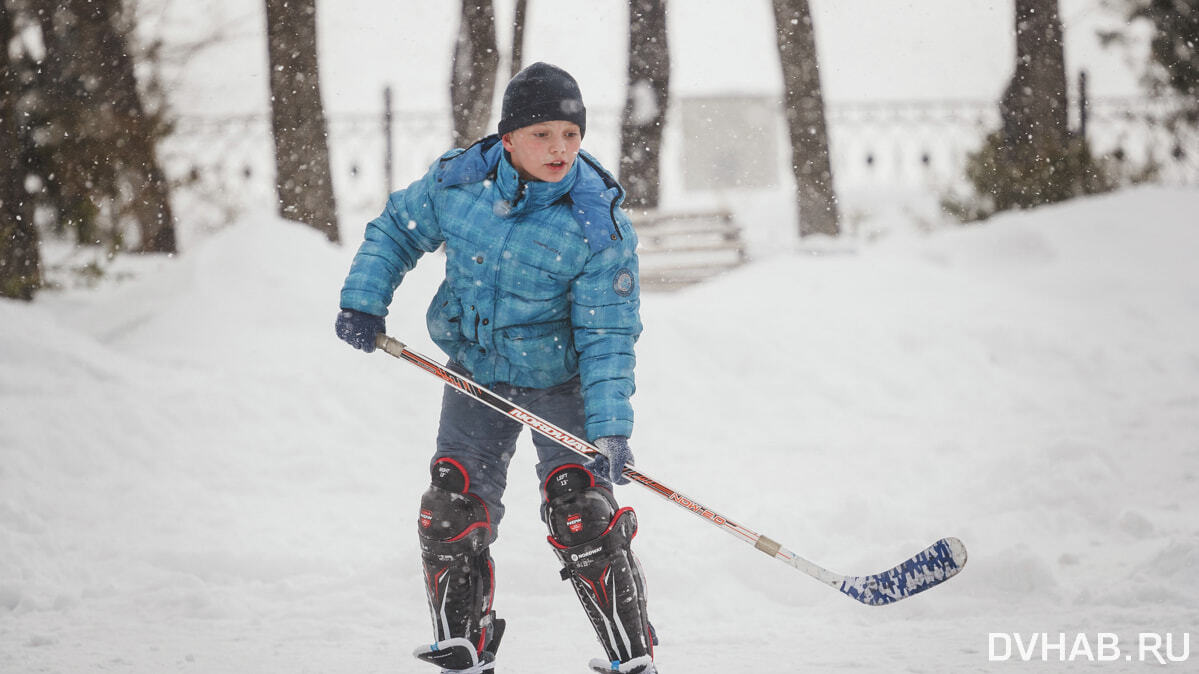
[335,62,656,674]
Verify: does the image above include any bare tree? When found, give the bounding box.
[948,0,1112,220]
[509,0,528,80]
[18,0,177,253]
[1001,0,1069,155]
[772,0,839,238]
[451,0,499,146]
[265,0,340,243]
[24,0,99,246]
[93,0,176,253]
[1,0,40,300]
[619,0,670,211]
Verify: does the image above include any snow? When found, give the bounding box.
[627,80,660,127]
[5,0,1195,669]
[4,186,1199,671]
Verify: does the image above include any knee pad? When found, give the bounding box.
[545,462,628,540]
[543,464,653,665]
[415,458,503,670]
[419,457,491,552]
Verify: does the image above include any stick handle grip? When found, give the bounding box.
[375,333,406,357]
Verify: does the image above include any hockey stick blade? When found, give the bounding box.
[814,536,967,606]
[374,335,968,605]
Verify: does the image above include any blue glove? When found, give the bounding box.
[589,436,634,485]
[335,308,386,352]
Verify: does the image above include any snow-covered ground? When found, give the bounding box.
[4,186,1198,672]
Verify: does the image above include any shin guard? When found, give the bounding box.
[544,464,654,668]
[414,458,504,671]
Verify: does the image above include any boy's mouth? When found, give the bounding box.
[547,160,567,169]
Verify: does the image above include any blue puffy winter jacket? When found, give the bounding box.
[340,136,642,440]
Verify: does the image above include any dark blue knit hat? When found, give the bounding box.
[498,62,587,138]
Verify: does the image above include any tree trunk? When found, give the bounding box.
[619,0,670,211]
[509,0,528,80]
[991,0,1073,208]
[772,0,839,238]
[1,0,41,300]
[19,0,178,253]
[89,0,176,253]
[451,0,499,146]
[28,0,107,246]
[1001,0,1069,150]
[265,0,340,243]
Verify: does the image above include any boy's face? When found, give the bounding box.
[501,121,582,183]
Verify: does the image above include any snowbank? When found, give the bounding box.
[3,187,1198,672]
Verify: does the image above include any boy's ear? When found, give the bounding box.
[501,132,515,151]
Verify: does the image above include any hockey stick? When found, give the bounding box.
[375,334,967,606]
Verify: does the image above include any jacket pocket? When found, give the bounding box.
[495,320,577,379]
[427,282,467,351]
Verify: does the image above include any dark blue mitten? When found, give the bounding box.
[589,436,634,485]
[335,308,386,352]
